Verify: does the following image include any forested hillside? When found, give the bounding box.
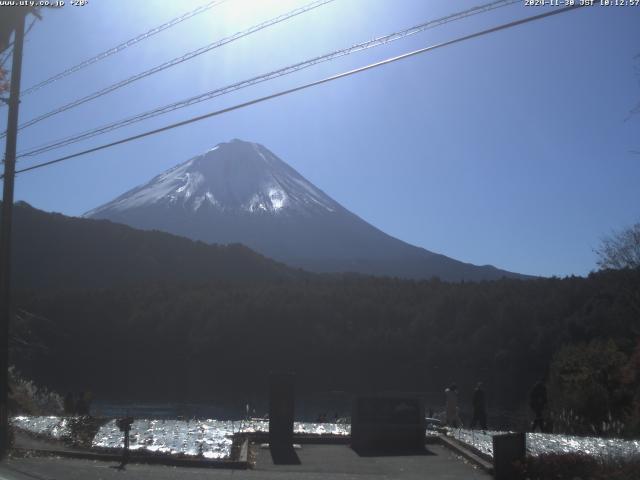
[11,269,640,432]
[6,202,639,433]
[8,202,302,289]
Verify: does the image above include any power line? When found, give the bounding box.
[3,0,335,136]
[0,17,37,70]
[23,16,38,38]
[16,0,232,98]
[0,49,12,70]
[8,4,586,178]
[17,0,520,159]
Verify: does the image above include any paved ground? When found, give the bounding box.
[12,432,87,454]
[0,444,490,479]
[255,444,490,479]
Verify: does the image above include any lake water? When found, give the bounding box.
[11,416,349,460]
[11,416,640,462]
[448,428,640,462]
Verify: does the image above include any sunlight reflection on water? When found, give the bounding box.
[448,428,640,461]
[12,416,350,460]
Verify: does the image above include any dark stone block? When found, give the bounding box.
[351,395,425,454]
[493,432,526,480]
[268,372,296,463]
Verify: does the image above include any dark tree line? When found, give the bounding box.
[10,268,640,433]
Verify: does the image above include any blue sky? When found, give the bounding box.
[2,0,639,277]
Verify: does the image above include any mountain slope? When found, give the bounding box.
[8,201,301,290]
[86,139,526,281]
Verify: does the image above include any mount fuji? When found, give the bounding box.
[85,139,525,281]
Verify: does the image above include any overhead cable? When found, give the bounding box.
[17,0,520,158]
[8,4,586,178]
[17,0,233,98]
[6,0,335,135]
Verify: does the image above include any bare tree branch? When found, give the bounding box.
[596,223,640,270]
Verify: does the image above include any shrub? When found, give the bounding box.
[516,453,640,480]
[8,366,63,416]
[547,340,629,435]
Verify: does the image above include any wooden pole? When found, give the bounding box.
[0,12,26,458]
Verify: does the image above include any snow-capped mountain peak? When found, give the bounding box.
[86,139,337,217]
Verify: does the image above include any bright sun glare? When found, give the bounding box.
[220,0,308,26]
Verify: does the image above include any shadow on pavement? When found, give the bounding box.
[351,445,437,457]
[269,445,301,465]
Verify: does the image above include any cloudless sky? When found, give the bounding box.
[1,0,639,277]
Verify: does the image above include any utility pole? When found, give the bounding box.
[0,12,26,458]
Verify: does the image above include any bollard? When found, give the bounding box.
[492,432,526,480]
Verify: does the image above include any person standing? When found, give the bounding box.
[529,380,548,432]
[75,392,87,416]
[470,382,487,430]
[116,416,134,469]
[83,391,93,416]
[63,392,75,416]
[445,384,461,427]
